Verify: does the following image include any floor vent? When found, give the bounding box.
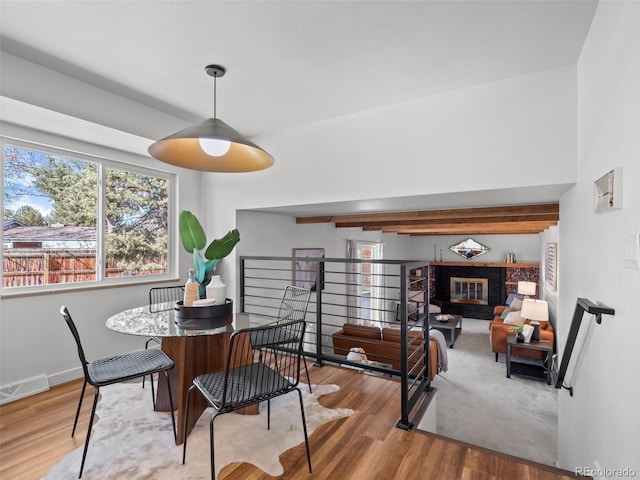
[0,374,49,405]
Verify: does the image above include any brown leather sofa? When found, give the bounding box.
[332,323,438,380]
[489,305,554,361]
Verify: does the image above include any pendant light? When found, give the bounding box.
[148,64,274,172]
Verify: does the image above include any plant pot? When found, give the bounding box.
[516,332,525,343]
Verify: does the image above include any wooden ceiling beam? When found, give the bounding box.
[335,213,559,229]
[376,220,557,235]
[379,220,557,231]
[405,228,547,235]
[296,203,559,225]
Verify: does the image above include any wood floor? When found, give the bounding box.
[0,363,583,480]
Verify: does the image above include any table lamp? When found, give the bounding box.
[517,281,537,297]
[521,298,549,341]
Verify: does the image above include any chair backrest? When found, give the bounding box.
[60,306,91,380]
[223,319,306,409]
[277,286,311,322]
[149,286,184,312]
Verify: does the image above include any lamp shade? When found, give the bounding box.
[148,118,274,172]
[517,281,537,297]
[520,299,549,321]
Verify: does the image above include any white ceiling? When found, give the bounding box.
[0,0,598,216]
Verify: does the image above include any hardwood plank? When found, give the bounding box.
[0,364,585,480]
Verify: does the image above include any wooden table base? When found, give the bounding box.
[155,331,258,445]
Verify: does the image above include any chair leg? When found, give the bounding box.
[182,385,195,464]
[150,373,156,410]
[143,373,153,390]
[72,379,88,437]
[209,413,219,480]
[296,388,312,473]
[267,398,271,430]
[303,359,312,393]
[78,387,100,478]
[495,352,499,362]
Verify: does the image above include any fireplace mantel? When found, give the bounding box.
[429,261,539,268]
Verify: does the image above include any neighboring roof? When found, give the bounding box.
[3,219,27,230]
[2,225,96,241]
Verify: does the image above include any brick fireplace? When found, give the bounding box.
[426,261,540,320]
[432,265,504,319]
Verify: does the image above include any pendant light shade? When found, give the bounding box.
[148,65,274,172]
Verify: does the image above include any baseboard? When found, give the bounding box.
[0,374,49,405]
[0,367,84,405]
[47,366,84,387]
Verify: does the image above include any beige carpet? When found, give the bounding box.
[43,382,353,479]
[419,317,558,466]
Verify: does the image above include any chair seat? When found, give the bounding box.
[194,363,294,411]
[88,349,174,386]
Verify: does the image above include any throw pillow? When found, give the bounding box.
[500,307,513,320]
[503,311,524,326]
[510,297,523,311]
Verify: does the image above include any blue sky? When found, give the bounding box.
[4,145,68,217]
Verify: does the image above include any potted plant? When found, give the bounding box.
[178,210,240,298]
[511,324,525,343]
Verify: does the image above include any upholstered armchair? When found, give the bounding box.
[489,305,554,361]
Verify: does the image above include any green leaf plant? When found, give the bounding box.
[510,323,525,335]
[178,210,240,298]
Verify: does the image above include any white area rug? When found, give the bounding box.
[420,318,558,466]
[43,382,352,479]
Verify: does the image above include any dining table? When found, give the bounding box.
[106,301,257,445]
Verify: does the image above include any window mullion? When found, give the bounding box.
[96,164,105,281]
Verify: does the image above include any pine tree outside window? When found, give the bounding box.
[2,141,174,292]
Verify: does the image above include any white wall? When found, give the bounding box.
[210,66,575,296]
[558,2,640,476]
[404,234,540,264]
[237,210,411,260]
[237,209,540,265]
[0,106,202,389]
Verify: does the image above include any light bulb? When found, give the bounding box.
[199,138,231,157]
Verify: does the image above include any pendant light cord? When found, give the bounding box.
[213,73,217,119]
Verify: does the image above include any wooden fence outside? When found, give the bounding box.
[3,249,167,288]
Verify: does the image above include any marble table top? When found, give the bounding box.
[106,303,232,337]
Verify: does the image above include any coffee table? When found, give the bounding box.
[428,314,462,348]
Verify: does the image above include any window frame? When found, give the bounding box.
[1,136,178,296]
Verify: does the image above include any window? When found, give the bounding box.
[2,141,174,292]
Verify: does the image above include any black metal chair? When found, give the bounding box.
[148,285,184,313]
[143,285,184,391]
[60,306,176,478]
[182,319,312,480]
[267,285,313,392]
